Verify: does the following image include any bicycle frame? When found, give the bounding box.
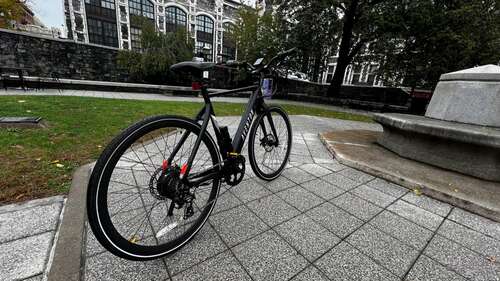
[166,76,280,187]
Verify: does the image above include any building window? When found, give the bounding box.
[87,18,118,47]
[129,0,154,19]
[85,0,116,18]
[195,41,213,61]
[196,15,214,61]
[165,6,187,32]
[130,27,142,52]
[85,0,118,47]
[351,64,362,85]
[222,22,236,62]
[367,65,378,85]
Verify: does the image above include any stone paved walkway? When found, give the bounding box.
[81,116,500,281]
[0,196,65,281]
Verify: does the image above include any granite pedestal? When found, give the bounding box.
[375,65,500,182]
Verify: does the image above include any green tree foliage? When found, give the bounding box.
[117,21,194,84]
[0,0,26,29]
[371,0,500,89]
[231,7,285,64]
[276,0,341,82]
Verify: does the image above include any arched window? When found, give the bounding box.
[196,15,214,61]
[85,0,118,47]
[222,22,236,61]
[165,6,187,32]
[129,0,154,19]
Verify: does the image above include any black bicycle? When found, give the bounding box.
[86,48,296,260]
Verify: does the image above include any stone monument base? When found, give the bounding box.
[320,130,500,222]
[373,113,500,182]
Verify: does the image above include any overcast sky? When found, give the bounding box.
[31,0,256,29]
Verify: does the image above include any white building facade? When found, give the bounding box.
[63,0,242,62]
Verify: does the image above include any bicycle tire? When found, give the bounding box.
[87,115,221,261]
[248,106,292,181]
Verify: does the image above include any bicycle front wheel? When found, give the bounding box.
[87,115,221,261]
[248,106,292,180]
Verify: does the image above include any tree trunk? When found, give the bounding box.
[327,0,359,96]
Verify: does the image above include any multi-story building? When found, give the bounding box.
[321,43,384,86]
[63,0,242,62]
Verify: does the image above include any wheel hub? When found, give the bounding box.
[261,134,277,152]
[149,165,184,204]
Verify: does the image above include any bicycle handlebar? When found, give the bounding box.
[265,47,297,69]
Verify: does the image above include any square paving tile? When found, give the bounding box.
[276,185,325,212]
[322,173,360,191]
[171,251,251,281]
[290,265,329,281]
[0,202,62,243]
[299,163,332,177]
[347,224,420,277]
[424,235,500,281]
[387,200,443,231]
[197,189,242,215]
[246,194,300,227]
[210,205,268,247]
[306,202,363,238]
[163,224,227,275]
[365,178,408,198]
[370,211,433,250]
[233,230,308,281]
[0,232,53,281]
[301,178,344,200]
[85,251,169,281]
[275,214,340,261]
[338,167,374,183]
[438,219,500,258]
[330,193,382,221]
[282,167,316,184]
[315,242,399,281]
[318,162,346,172]
[255,176,297,193]
[351,185,397,208]
[404,255,467,281]
[230,179,272,203]
[448,208,500,241]
[402,192,452,217]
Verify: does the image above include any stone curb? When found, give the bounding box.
[47,164,92,281]
[319,132,500,222]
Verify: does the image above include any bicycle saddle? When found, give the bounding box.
[170,61,215,73]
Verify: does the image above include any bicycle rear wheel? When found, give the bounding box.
[87,115,221,260]
[248,106,292,180]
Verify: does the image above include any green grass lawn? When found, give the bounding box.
[0,95,372,204]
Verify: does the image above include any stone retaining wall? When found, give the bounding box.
[0,29,128,82]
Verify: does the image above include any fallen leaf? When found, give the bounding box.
[413,188,422,196]
[487,256,496,263]
[15,194,25,200]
